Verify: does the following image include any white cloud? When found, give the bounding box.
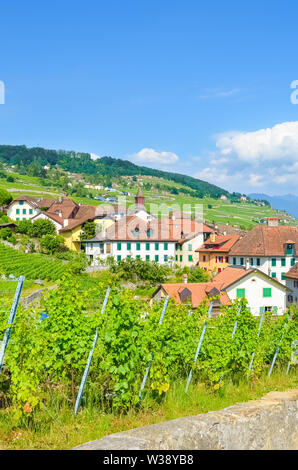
[90,153,101,160]
[129,148,179,165]
[194,121,298,195]
[199,88,240,99]
[215,121,298,162]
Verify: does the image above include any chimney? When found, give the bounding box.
[63,219,69,227]
[183,273,188,284]
[267,217,278,227]
[210,232,216,243]
[245,257,250,270]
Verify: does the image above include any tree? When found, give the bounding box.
[80,221,96,240]
[40,234,64,253]
[0,188,12,206]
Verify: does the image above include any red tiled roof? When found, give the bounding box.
[47,198,79,220]
[196,235,240,253]
[229,225,298,256]
[285,262,298,280]
[212,266,288,290]
[157,282,231,308]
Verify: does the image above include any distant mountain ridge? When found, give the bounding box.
[249,193,298,218]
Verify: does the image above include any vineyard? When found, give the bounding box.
[0,243,67,281]
[0,273,297,428]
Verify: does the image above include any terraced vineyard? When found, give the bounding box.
[0,243,67,280]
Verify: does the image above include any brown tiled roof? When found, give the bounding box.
[212,266,288,290]
[59,205,97,232]
[9,195,39,208]
[229,225,298,256]
[36,198,56,209]
[285,262,298,279]
[196,235,240,253]
[47,198,79,219]
[157,282,231,308]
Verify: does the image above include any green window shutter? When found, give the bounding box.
[155,242,159,250]
[117,242,121,250]
[256,258,260,266]
[136,255,141,260]
[164,242,168,250]
[136,242,141,251]
[164,255,168,262]
[22,218,26,221]
[29,208,33,215]
[281,272,286,280]
[146,242,150,251]
[175,255,178,261]
[23,209,26,214]
[236,288,245,298]
[117,255,121,261]
[16,209,20,214]
[155,255,159,262]
[146,255,150,261]
[127,242,131,250]
[180,245,182,251]
[233,257,236,265]
[127,255,131,259]
[291,258,295,266]
[263,288,272,297]
[188,244,192,251]
[281,258,286,267]
[240,258,244,265]
[16,218,19,221]
[260,306,265,314]
[271,258,276,267]
[188,255,193,262]
[180,255,183,262]
[271,272,276,278]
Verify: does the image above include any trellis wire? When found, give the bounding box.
[268,317,290,377]
[0,275,25,373]
[138,295,170,402]
[74,286,111,414]
[248,308,266,372]
[185,301,213,393]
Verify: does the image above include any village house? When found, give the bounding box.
[152,265,289,316]
[6,195,54,221]
[196,233,241,274]
[229,220,298,285]
[284,262,298,307]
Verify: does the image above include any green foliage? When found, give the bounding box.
[107,257,171,284]
[40,234,64,254]
[16,219,56,238]
[80,221,96,241]
[0,188,12,206]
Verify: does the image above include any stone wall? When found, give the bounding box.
[74,389,298,450]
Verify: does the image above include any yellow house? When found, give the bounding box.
[60,218,115,252]
[196,234,240,275]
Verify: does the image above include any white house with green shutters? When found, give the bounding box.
[229,224,298,286]
[212,266,289,316]
[6,195,40,221]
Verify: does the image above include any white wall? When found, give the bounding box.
[226,271,287,316]
[31,212,62,233]
[7,201,38,221]
[285,277,298,307]
[230,256,297,285]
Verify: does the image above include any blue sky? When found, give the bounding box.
[1,0,298,195]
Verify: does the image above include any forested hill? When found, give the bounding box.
[0,144,230,199]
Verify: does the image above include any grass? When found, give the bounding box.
[0,370,296,450]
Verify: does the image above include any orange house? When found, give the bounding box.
[196,233,240,275]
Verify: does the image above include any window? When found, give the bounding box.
[164,255,168,262]
[133,227,139,238]
[117,242,121,251]
[136,255,141,260]
[146,242,150,251]
[188,244,192,251]
[263,288,272,297]
[236,288,245,298]
[256,258,260,266]
[271,272,276,278]
[16,218,19,221]
[188,255,193,262]
[146,255,150,261]
[250,258,254,265]
[286,244,294,255]
[117,255,121,261]
[23,209,26,214]
[291,258,295,266]
[147,228,153,238]
[240,258,244,265]
[180,245,182,251]
[16,209,20,214]
[180,255,183,262]
[19,201,24,205]
[233,257,236,265]
[155,242,159,250]
[106,243,111,253]
[22,218,26,221]
[294,280,298,288]
[29,208,33,215]
[127,242,131,250]
[127,255,131,259]
[265,306,272,312]
[136,242,141,251]
[281,272,286,280]
[155,255,159,262]
[203,255,206,262]
[225,256,229,263]
[164,242,168,250]
[281,258,286,267]
[271,258,276,267]
[175,255,178,261]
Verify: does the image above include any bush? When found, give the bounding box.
[40,234,64,254]
[0,188,12,206]
[16,219,56,238]
[0,227,12,240]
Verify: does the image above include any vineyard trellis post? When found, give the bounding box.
[0,275,25,373]
[185,301,213,393]
[138,295,170,402]
[74,286,111,414]
[248,308,266,373]
[268,317,290,377]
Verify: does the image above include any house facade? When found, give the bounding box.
[285,262,298,306]
[229,224,298,285]
[7,196,40,221]
[196,233,240,274]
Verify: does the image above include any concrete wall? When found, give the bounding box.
[74,389,298,450]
